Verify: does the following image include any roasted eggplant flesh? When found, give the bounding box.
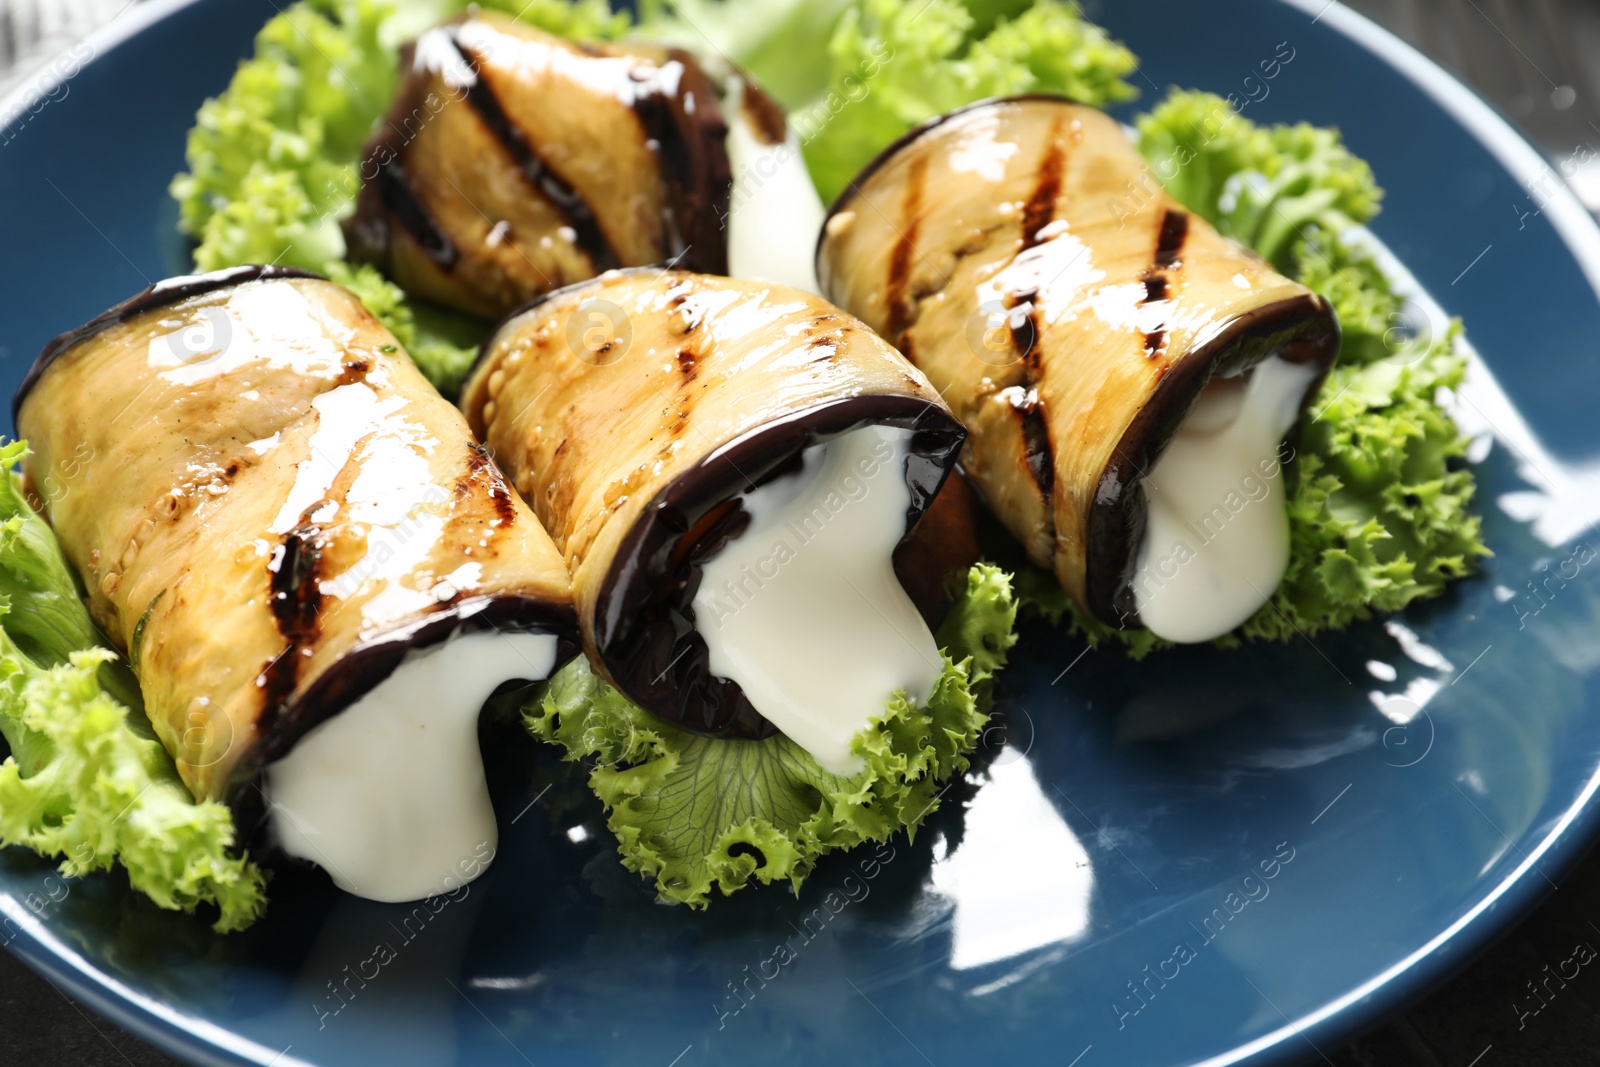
[344,12,732,320]
[817,96,1339,630]
[461,270,964,741]
[14,267,574,804]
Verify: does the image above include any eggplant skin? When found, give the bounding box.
[893,470,980,627]
[344,12,732,321]
[461,269,964,739]
[817,95,1339,628]
[15,268,575,803]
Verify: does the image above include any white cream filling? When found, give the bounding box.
[1132,356,1320,644]
[264,629,558,903]
[690,425,942,775]
[724,79,826,295]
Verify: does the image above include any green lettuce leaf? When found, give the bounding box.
[1019,91,1486,654]
[524,563,1017,906]
[794,0,1138,203]
[0,458,103,683]
[0,443,265,931]
[1147,94,1487,642]
[637,0,859,106]
[1135,90,1382,272]
[634,0,1137,215]
[1255,230,1488,639]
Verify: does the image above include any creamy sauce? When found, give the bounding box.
[691,425,941,775]
[1132,356,1320,643]
[264,629,558,903]
[724,79,826,295]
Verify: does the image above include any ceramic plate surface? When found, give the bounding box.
[4,1,1600,1064]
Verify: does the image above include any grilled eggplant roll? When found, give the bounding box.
[817,96,1340,643]
[460,270,968,774]
[344,12,730,320]
[14,266,576,903]
[344,12,828,320]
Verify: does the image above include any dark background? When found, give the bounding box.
[7,0,1600,1064]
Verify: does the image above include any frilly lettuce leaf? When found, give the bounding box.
[637,0,859,106]
[795,0,1138,203]
[0,443,265,931]
[1261,230,1488,638]
[524,563,1017,906]
[1022,92,1486,653]
[1146,94,1487,642]
[170,0,392,271]
[0,455,104,684]
[1135,90,1382,272]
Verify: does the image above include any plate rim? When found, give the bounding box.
[1200,3,1600,1063]
[3,2,1600,1066]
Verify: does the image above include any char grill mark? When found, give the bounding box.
[464,444,518,528]
[452,37,621,274]
[256,517,326,729]
[1005,286,1040,361]
[1007,324,1056,517]
[373,158,458,270]
[669,346,698,437]
[1017,392,1055,504]
[1004,128,1069,519]
[1018,119,1067,254]
[1153,208,1189,268]
[807,336,839,363]
[884,155,929,342]
[1140,208,1190,357]
[627,49,732,276]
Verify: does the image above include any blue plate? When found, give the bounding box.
[5,1,1600,1064]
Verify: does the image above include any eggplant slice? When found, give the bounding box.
[14,266,577,902]
[461,270,969,773]
[344,11,732,320]
[817,95,1340,641]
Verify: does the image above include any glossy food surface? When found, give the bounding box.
[462,269,960,737]
[818,97,1338,625]
[263,628,558,902]
[1132,356,1319,642]
[345,11,731,319]
[5,2,1600,1066]
[16,272,572,800]
[688,424,941,774]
